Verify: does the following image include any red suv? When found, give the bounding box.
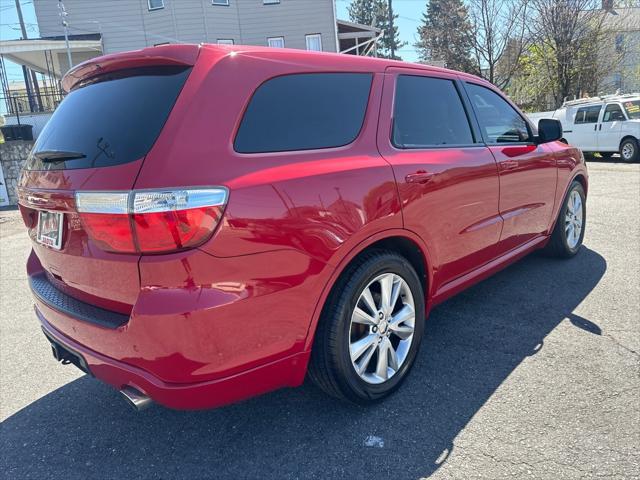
[18,45,587,410]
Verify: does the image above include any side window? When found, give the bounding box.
[392,75,474,148]
[575,106,602,124]
[466,83,531,143]
[603,104,625,122]
[234,73,372,153]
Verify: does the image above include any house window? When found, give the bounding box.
[148,0,164,10]
[306,34,323,52]
[212,0,229,5]
[615,34,624,53]
[217,39,234,45]
[264,0,280,4]
[267,36,285,48]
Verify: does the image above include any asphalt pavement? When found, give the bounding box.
[1,159,638,479]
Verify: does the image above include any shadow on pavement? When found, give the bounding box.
[0,247,607,479]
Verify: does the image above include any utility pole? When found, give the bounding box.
[58,0,73,72]
[387,0,395,59]
[14,0,40,111]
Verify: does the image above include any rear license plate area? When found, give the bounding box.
[36,210,64,249]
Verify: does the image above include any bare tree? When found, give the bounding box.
[468,0,530,89]
[528,0,622,107]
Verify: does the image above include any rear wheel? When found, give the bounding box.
[620,138,639,163]
[308,250,425,403]
[544,181,586,258]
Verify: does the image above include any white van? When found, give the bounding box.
[528,94,640,162]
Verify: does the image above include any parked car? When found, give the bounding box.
[528,94,640,162]
[18,44,588,410]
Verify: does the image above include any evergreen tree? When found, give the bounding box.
[416,0,477,73]
[348,0,406,59]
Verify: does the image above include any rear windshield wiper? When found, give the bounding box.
[33,150,87,163]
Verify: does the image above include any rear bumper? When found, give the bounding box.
[37,309,310,410]
[26,243,325,386]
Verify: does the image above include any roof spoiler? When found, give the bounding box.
[62,44,200,92]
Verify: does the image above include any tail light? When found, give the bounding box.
[75,188,228,254]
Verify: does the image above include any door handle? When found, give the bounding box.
[594,124,598,131]
[500,159,519,170]
[405,170,434,184]
[599,124,602,131]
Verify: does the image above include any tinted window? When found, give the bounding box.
[234,73,372,153]
[466,83,531,143]
[392,75,474,148]
[574,105,601,124]
[26,67,191,170]
[603,104,625,122]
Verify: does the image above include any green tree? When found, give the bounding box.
[416,0,477,73]
[348,0,405,59]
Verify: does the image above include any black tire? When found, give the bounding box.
[599,152,614,159]
[308,250,425,404]
[620,138,639,163]
[544,181,586,258]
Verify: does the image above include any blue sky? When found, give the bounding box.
[1,0,40,82]
[335,0,424,61]
[0,0,425,83]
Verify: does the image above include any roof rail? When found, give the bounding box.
[562,92,640,107]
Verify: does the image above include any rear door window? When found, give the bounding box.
[574,105,602,124]
[234,73,372,153]
[392,75,474,148]
[25,66,191,170]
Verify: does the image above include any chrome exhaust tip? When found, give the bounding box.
[120,386,152,411]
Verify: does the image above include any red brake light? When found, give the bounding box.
[76,188,228,254]
[81,213,137,253]
[133,207,223,253]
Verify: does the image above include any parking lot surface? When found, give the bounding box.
[1,160,639,480]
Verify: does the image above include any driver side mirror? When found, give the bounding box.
[536,118,563,144]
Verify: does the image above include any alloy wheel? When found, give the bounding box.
[349,273,415,384]
[565,189,583,249]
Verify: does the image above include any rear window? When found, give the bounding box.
[25,66,191,170]
[234,73,372,154]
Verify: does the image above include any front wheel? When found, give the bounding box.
[620,138,639,163]
[544,181,586,258]
[308,251,425,404]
